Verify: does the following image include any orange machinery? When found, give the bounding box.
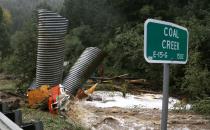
[27,83,97,114]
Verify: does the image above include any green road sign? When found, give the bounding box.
[144,19,189,64]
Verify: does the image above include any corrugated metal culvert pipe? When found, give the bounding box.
[36,9,68,87]
[63,47,105,95]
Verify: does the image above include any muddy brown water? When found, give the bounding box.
[66,99,210,130]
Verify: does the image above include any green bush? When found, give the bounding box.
[192,98,210,115]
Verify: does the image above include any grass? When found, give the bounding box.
[0,79,18,92]
[21,107,84,130]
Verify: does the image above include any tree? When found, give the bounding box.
[0,6,10,59]
[2,14,37,86]
[0,0,64,32]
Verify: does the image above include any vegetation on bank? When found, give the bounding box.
[22,107,85,130]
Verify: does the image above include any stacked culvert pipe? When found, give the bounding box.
[36,9,68,87]
[63,47,105,95]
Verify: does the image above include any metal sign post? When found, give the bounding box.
[144,19,189,130]
[161,64,169,130]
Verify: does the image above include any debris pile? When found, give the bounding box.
[27,9,105,114]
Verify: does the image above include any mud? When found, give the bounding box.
[0,91,24,110]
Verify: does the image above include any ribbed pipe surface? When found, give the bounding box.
[63,47,105,95]
[36,9,68,87]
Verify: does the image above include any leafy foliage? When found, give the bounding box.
[0,0,64,32]
[61,0,210,99]
[192,98,210,115]
[0,6,10,60]
[2,20,37,85]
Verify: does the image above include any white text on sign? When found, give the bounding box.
[162,27,180,51]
